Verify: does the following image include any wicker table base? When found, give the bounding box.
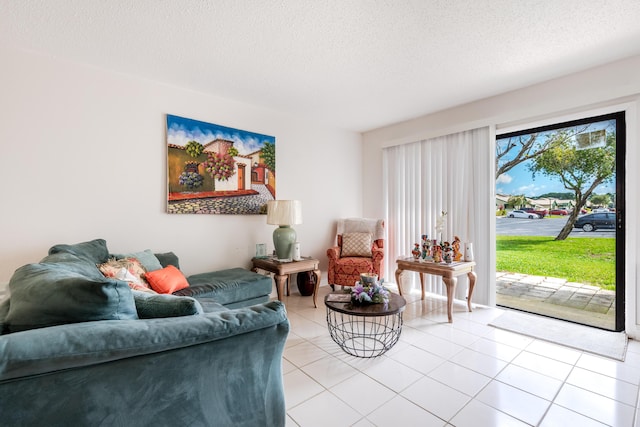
[324,293,406,358]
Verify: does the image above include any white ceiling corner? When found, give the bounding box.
[2,0,640,132]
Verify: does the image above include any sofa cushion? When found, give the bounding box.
[341,232,373,257]
[154,252,181,270]
[194,297,230,313]
[175,268,272,306]
[48,238,110,264]
[145,265,190,294]
[40,251,107,280]
[5,259,138,333]
[111,249,163,272]
[132,291,203,318]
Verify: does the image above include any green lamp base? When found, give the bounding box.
[273,225,297,261]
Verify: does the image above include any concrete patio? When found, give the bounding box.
[496,271,616,330]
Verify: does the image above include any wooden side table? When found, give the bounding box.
[395,258,476,323]
[251,256,321,307]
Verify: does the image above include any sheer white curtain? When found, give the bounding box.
[382,127,494,305]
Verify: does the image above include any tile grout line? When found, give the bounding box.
[283,286,640,426]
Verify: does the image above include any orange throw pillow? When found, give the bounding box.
[145,265,189,294]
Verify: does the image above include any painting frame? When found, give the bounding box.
[166,114,276,214]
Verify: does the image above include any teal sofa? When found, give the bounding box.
[0,239,288,427]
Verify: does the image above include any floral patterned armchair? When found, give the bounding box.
[326,218,385,289]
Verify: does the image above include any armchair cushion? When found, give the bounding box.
[328,218,385,287]
[341,232,373,257]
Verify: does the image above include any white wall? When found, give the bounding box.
[0,46,362,284]
[363,55,640,338]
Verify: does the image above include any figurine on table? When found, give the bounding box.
[452,236,462,262]
[411,243,421,260]
[421,234,431,261]
[432,244,442,263]
[443,241,453,264]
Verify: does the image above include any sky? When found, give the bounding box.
[496,119,617,197]
[166,114,275,155]
[496,161,615,197]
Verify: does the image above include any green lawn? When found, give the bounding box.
[496,235,616,289]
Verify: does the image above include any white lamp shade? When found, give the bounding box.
[267,200,302,225]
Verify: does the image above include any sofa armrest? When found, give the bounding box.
[327,246,340,260]
[0,301,288,381]
[0,301,289,426]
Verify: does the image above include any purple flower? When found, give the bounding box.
[351,281,389,304]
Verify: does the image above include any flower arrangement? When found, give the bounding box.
[351,281,390,305]
[435,210,447,241]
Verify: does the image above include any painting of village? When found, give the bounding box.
[166,114,276,214]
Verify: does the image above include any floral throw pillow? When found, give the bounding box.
[341,232,373,257]
[98,258,155,293]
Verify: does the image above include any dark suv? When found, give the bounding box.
[573,212,616,232]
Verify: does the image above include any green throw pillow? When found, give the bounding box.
[154,252,181,270]
[132,291,203,318]
[111,249,163,272]
[48,238,110,264]
[5,259,138,333]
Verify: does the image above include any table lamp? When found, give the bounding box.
[267,200,302,261]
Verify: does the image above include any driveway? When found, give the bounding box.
[496,217,615,238]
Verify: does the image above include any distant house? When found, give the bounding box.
[496,194,574,211]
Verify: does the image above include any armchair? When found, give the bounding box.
[327,218,385,289]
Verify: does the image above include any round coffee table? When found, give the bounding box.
[324,292,406,358]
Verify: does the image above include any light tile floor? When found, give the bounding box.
[278,284,640,427]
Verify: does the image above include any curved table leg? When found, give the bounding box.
[274,274,287,302]
[312,269,321,308]
[443,276,458,323]
[395,268,404,295]
[467,270,477,312]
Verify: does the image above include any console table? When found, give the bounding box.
[395,258,476,323]
[251,256,321,307]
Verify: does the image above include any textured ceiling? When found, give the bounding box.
[2,0,640,132]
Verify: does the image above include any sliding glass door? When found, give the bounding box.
[495,112,625,331]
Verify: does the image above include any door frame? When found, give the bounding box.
[495,110,626,331]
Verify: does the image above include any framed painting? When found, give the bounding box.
[166,114,276,214]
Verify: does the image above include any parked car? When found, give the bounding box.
[592,208,610,213]
[523,207,548,218]
[568,208,588,215]
[573,212,616,232]
[507,210,540,219]
[549,209,568,215]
